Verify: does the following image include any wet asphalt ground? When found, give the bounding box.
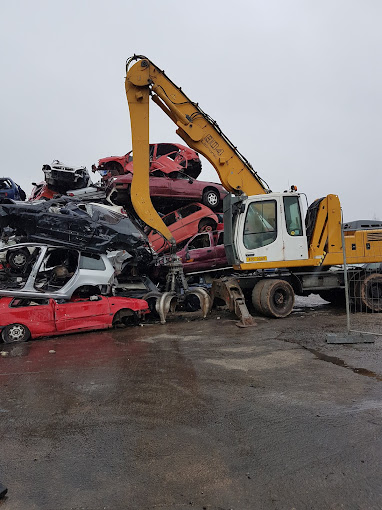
[0,298,382,510]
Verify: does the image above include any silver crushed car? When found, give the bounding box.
[0,243,117,300]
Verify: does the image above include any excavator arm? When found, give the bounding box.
[125,55,270,246]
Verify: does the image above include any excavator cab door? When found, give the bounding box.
[234,193,308,265]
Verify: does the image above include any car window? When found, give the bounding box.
[178,204,200,218]
[32,184,44,197]
[163,212,177,226]
[168,171,190,180]
[79,254,106,270]
[283,196,303,237]
[151,170,167,178]
[0,179,12,189]
[155,144,179,157]
[188,233,211,250]
[10,298,50,308]
[96,209,121,225]
[217,232,224,245]
[243,200,277,250]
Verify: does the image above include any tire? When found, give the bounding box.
[2,323,30,343]
[251,280,268,315]
[202,189,220,209]
[7,249,29,270]
[357,273,382,312]
[257,279,295,318]
[198,218,217,233]
[112,308,135,327]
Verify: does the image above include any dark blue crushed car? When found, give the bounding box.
[0,178,26,201]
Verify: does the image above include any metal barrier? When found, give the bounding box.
[340,219,382,342]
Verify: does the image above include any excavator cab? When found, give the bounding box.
[229,192,308,267]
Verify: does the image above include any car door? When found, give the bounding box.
[168,171,198,200]
[8,298,55,337]
[182,232,216,272]
[214,231,229,268]
[148,171,172,197]
[173,204,203,242]
[54,296,111,332]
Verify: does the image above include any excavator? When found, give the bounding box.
[124,55,382,324]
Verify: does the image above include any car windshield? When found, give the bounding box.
[0,179,12,189]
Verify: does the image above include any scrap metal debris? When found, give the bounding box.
[0,197,152,262]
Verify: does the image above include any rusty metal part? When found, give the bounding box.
[185,287,211,319]
[147,255,212,324]
[210,277,256,328]
[157,291,178,324]
[165,255,189,293]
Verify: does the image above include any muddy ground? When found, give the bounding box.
[0,297,382,510]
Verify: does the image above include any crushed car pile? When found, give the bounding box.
[0,146,230,342]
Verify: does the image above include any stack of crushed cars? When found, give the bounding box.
[0,145,230,342]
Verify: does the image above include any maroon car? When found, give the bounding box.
[95,143,202,179]
[110,170,227,211]
[177,230,229,274]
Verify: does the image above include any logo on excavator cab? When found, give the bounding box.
[202,135,224,156]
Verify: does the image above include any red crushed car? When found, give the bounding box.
[95,143,202,179]
[29,182,56,201]
[0,295,149,343]
[148,203,218,254]
[176,230,229,274]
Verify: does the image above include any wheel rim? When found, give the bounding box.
[273,289,287,309]
[7,324,26,342]
[12,253,27,267]
[207,193,218,206]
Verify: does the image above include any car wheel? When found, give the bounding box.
[2,323,31,343]
[7,249,29,270]
[198,218,217,232]
[202,189,220,209]
[112,308,135,327]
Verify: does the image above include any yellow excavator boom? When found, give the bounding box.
[125,55,270,246]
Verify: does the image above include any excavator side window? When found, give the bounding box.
[283,196,303,236]
[243,200,277,250]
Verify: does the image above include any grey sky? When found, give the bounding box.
[1,0,381,221]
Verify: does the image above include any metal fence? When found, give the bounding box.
[342,220,382,340]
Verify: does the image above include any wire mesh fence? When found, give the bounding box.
[343,225,382,338]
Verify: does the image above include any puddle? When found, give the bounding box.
[0,342,30,358]
[305,347,382,382]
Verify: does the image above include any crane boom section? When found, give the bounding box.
[125,56,270,196]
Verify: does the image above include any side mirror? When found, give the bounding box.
[188,178,194,184]
[185,247,191,260]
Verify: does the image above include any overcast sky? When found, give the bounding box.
[1,0,381,221]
